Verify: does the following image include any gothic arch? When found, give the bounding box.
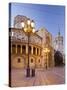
[54,51,63,66]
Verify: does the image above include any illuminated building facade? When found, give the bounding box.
[11,15,55,69]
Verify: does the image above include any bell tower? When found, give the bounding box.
[54,26,63,54]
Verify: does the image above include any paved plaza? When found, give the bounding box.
[11,66,65,87]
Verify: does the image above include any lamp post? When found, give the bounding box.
[43,48,50,69]
[21,18,35,77]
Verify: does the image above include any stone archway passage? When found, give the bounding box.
[54,51,63,66]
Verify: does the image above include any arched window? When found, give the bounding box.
[17,45,21,54]
[29,46,31,54]
[54,51,63,66]
[38,59,40,63]
[31,59,33,63]
[37,48,39,55]
[12,44,16,54]
[22,45,26,54]
[17,58,21,63]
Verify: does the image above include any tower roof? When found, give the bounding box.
[58,25,61,36]
[58,31,60,36]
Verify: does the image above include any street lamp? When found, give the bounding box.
[43,48,50,69]
[21,18,35,77]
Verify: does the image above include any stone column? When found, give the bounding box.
[31,46,33,55]
[21,45,22,54]
[39,48,40,55]
[40,48,41,56]
[11,44,12,53]
[26,44,28,54]
[16,44,17,54]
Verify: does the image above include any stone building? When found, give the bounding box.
[10,15,55,69]
[11,28,42,68]
[53,31,65,64]
[53,31,64,54]
[36,28,54,68]
[14,15,32,29]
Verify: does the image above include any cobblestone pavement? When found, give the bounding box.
[11,66,65,87]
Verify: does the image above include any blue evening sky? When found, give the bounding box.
[10,3,65,38]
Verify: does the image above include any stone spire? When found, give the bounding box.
[58,24,60,36]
